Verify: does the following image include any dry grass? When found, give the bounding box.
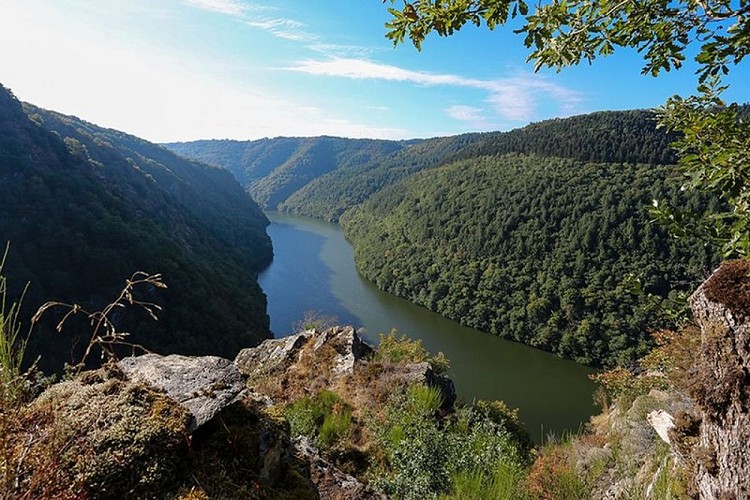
[31,271,167,370]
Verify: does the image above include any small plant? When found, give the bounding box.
[442,460,528,500]
[32,271,167,369]
[376,329,450,374]
[292,310,338,332]
[407,384,443,414]
[0,243,31,409]
[284,390,353,449]
[525,443,590,500]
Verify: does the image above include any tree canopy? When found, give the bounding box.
[341,153,716,367]
[385,0,750,258]
[385,0,749,82]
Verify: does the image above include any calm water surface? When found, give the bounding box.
[259,212,597,442]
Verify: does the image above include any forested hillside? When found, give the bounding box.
[341,154,718,367]
[167,110,678,222]
[457,110,678,165]
[0,85,273,373]
[165,109,717,367]
[279,133,484,221]
[166,137,407,210]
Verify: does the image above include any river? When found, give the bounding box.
[258,212,597,442]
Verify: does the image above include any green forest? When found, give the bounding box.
[170,109,718,367]
[340,153,717,367]
[167,136,408,211]
[0,85,273,373]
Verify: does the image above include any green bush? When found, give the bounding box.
[284,390,352,449]
[376,330,450,374]
[372,390,529,500]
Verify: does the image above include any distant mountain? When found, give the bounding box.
[163,109,707,367]
[0,85,272,373]
[279,133,484,221]
[167,110,677,222]
[455,110,679,165]
[165,137,408,210]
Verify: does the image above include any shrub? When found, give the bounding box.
[284,390,353,449]
[0,244,30,410]
[372,389,529,500]
[376,329,450,374]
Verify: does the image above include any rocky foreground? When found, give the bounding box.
[4,326,459,499]
[4,264,750,499]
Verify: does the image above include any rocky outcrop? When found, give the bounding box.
[235,326,374,380]
[386,361,457,411]
[312,326,374,375]
[295,437,386,500]
[685,260,750,499]
[235,330,314,378]
[119,353,247,431]
[647,409,675,445]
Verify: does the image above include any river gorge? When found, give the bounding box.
[259,212,597,442]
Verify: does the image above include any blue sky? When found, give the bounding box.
[1,0,748,142]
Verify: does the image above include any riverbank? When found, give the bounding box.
[258,212,596,442]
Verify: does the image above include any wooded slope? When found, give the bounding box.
[0,85,273,372]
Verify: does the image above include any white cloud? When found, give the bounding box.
[181,0,252,16]
[446,105,484,122]
[308,43,373,58]
[288,57,480,86]
[287,57,585,122]
[246,18,317,42]
[182,1,316,42]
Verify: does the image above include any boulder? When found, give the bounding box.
[119,353,246,432]
[234,326,374,379]
[388,361,457,411]
[294,436,386,500]
[11,365,191,498]
[235,330,313,378]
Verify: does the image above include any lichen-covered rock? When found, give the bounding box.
[385,361,456,410]
[119,353,246,431]
[5,364,319,499]
[235,327,374,382]
[295,436,386,500]
[8,364,192,498]
[687,260,750,499]
[235,330,314,377]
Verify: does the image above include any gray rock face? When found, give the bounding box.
[387,361,457,411]
[235,330,313,378]
[687,261,750,499]
[294,437,385,500]
[312,325,373,376]
[119,353,246,432]
[234,326,374,379]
